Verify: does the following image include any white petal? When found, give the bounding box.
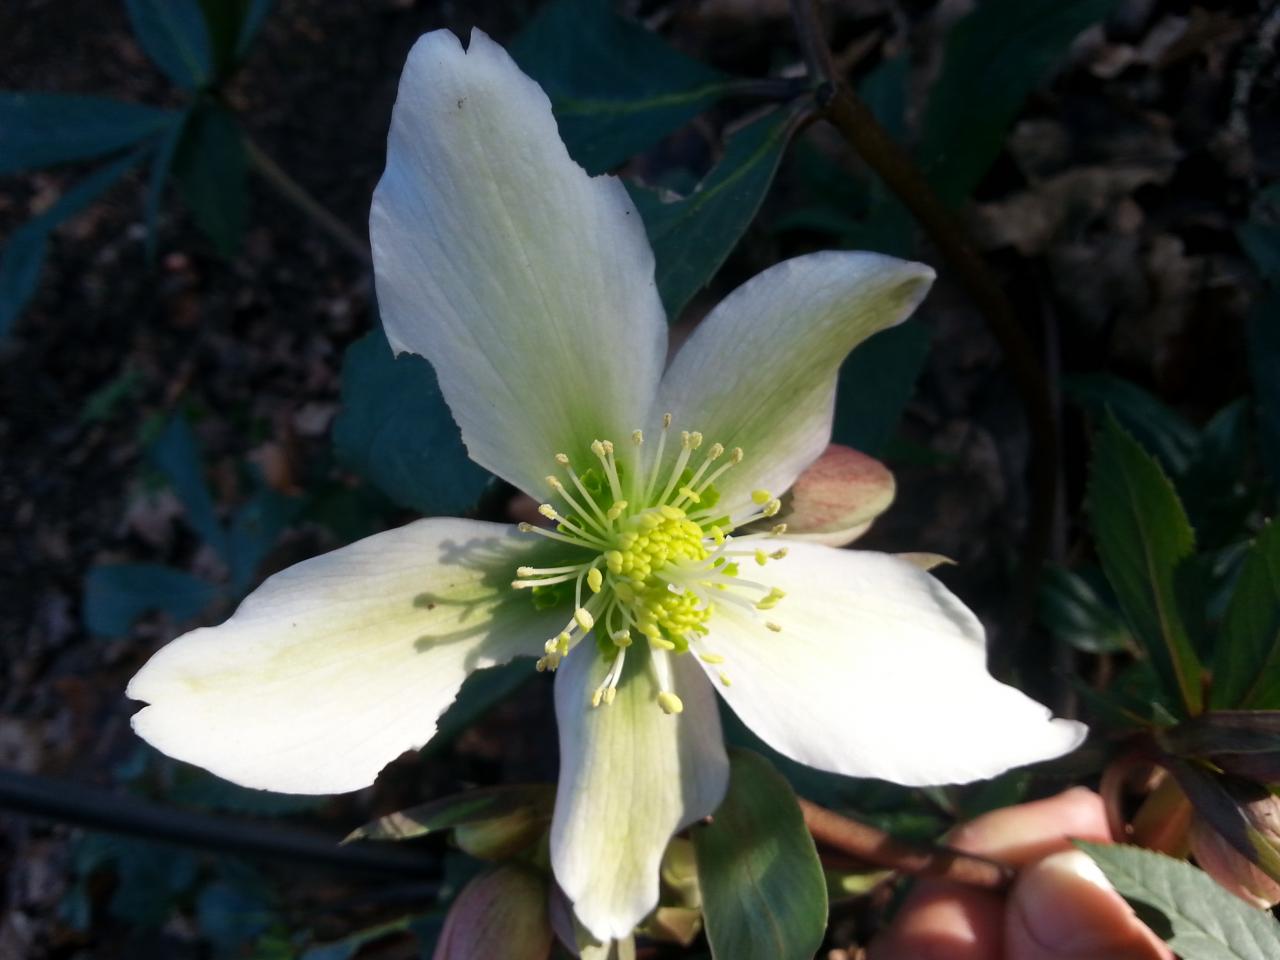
[551,643,728,941]
[128,518,564,794]
[704,543,1086,786]
[371,29,667,499]
[653,252,933,509]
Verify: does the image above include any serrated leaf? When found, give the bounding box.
[1089,417,1203,714]
[125,0,214,90]
[83,563,220,637]
[331,329,490,517]
[1,151,141,336]
[174,103,248,256]
[1212,522,1280,709]
[512,0,730,174]
[1039,565,1135,654]
[920,0,1119,204]
[693,750,827,960]
[1080,842,1280,959]
[345,784,553,843]
[629,107,797,319]
[1067,373,1199,477]
[0,92,173,175]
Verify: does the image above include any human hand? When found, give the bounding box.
[869,787,1172,960]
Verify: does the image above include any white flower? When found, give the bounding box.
[127,28,1086,941]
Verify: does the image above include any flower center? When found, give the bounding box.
[512,415,788,713]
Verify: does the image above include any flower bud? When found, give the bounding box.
[454,802,550,861]
[433,865,553,960]
[1190,811,1280,908]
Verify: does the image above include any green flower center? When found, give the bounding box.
[512,417,788,713]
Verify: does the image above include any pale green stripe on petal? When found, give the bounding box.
[551,642,728,942]
[653,252,933,511]
[128,518,564,795]
[371,29,668,499]
[702,542,1086,786]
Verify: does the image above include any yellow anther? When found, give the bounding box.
[762,499,782,518]
[517,522,535,533]
[689,431,703,449]
[678,486,701,503]
[754,548,768,566]
[591,440,606,457]
[722,561,740,577]
[607,500,628,520]
[731,447,744,464]
[574,608,595,631]
[680,430,691,448]
[771,548,789,560]
[699,653,725,665]
[718,671,731,686]
[757,587,786,610]
[587,568,603,593]
[766,621,782,632]
[603,687,617,705]
[711,525,726,546]
[544,637,560,654]
[632,430,644,445]
[612,629,632,647]
[649,635,676,651]
[771,523,788,535]
[601,439,615,455]
[516,566,535,577]
[555,453,570,464]
[751,489,772,505]
[537,504,560,520]
[591,689,604,708]
[557,633,571,655]
[657,691,684,715]
[604,550,624,574]
[707,443,724,460]
[659,504,684,520]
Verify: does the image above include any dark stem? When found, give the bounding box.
[0,767,436,880]
[244,138,373,267]
[787,0,1059,669]
[799,797,1014,891]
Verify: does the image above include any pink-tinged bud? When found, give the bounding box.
[1190,809,1280,909]
[453,801,551,861]
[771,444,895,546]
[433,865,553,960]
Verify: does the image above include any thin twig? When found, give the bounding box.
[0,767,436,879]
[789,0,837,85]
[787,0,1059,672]
[799,797,1014,891]
[244,138,373,267]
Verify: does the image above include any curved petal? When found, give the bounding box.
[371,29,668,499]
[128,518,564,794]
[551,642,728,941]
[652,252,933,510]
[703,543,1086,786]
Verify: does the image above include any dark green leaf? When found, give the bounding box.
[0,92,172,175]
[1,151,141,336]
[512,0,730,174]
[629,107,797,319]
[1159,711,1280,757]
[125,0,214,90]
[1180,399,1254,549]
[1039,565,1135,654]
[1238,222,1280,285]
[1079,842,1280,959]
[225,485,301,593]
[144,109,190,261]
[196,877,278,954]
[302,914,444,960]
[147,414,228,557]
[235,0,275,61]
[174,103,247,256]
[831,321,931,456]
[1213,522,1280,709]
[1067,373,1198,476]
[920,0,1120,205]
[83,563,220,637]
[345,784,553,843]
[694,750,827,960]
[332,329,490,516]
[1088,417,1202,714]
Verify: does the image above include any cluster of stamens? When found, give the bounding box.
[513,415,788,714]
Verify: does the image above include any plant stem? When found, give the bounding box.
[0,767,434,879]
[799,797,1014,891]
[244,138,373,267]
[787,0,1059,672]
